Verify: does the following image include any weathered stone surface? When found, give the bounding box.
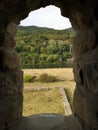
[73,30,96,55]
[73,88,98,130]
[9,114,82,130]
[0,47,20,71]
[0,69,23,129]
[0,69,23,95]
[1,22,17,47]
[7,23,17,38]
[0,94,23,129]
[0,0,98,130]
[71,1,98,130]
[2,33,15,47]
[83,62,98,95]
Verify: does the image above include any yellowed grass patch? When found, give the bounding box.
[23,68,74,81]
[23,89,65,116]
[23,68,75,115]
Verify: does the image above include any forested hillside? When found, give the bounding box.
[15,26,75,68]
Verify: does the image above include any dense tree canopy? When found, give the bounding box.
[15,26,75,68]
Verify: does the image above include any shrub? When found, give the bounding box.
[38,73,58,82]
[24,75,36,83]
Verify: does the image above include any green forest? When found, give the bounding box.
[15,26,75,68]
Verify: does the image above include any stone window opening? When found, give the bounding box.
[0,1,98,130]
[16,5,73,117]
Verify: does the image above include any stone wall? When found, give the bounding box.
[0,6,23,129]
[71,2,98,129]
[0,0,98,130]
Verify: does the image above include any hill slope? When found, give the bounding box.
[16,26,74,68]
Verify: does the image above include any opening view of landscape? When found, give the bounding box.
[1,1,97,130]
[16,6,75,116]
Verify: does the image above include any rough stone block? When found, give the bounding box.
[0,69,23,129]
[2,33,16,47]
[7,22,17,38]
[0,69,23,94]
[0,94,23,129]
[0,47,20,71]
[9,114,82,130]
[73,88,98,130]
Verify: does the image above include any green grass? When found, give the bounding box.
[23,88,65,116]
[24,75,37,82]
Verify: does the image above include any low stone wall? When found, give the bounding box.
[60,88,72,115]
[24,86,72,116]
